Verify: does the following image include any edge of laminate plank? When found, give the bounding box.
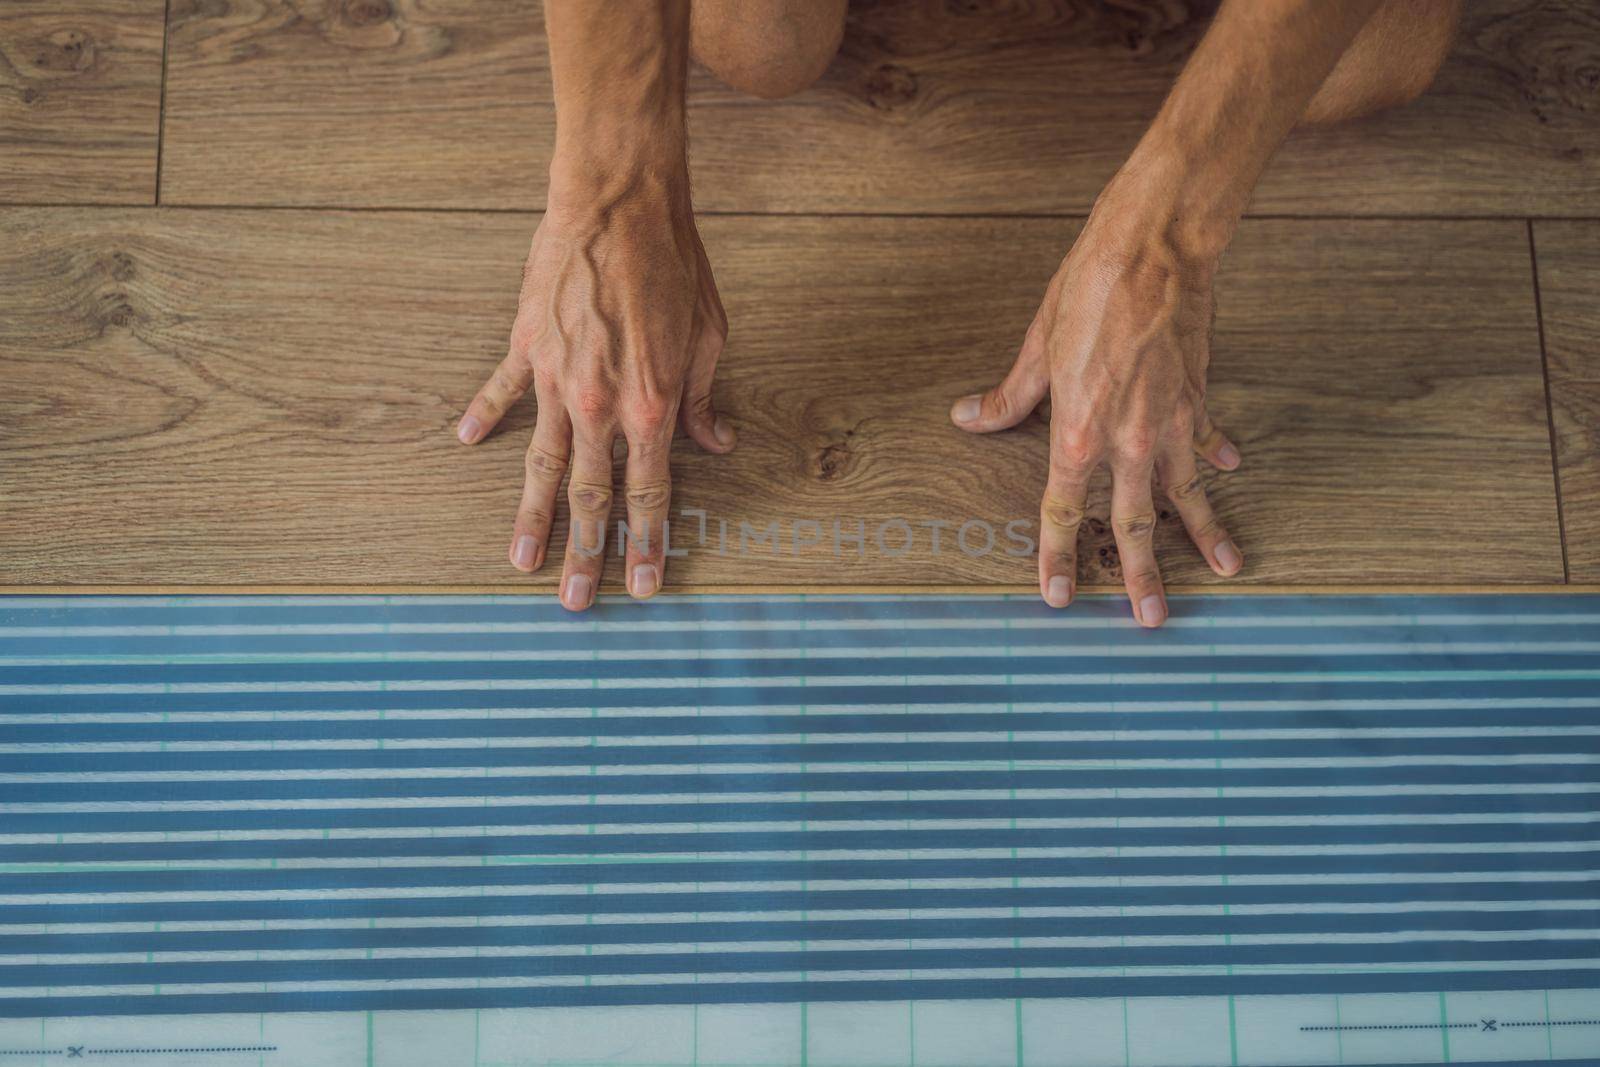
[1,584,1595,597]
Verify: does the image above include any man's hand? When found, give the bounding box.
[457,182,732,610]
[456,0,723,611]
[954,0,1388,625]
[952,177,1243,627]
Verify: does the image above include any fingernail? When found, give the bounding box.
[562,574,593,611]
[713,415,736,448]
[456,415,482,444]
[952,395,982,424]
[1044,575,1073,608]
[1138,595,1166,628]
[631,563,659,598]
[1217,442,1240,468]
[1214,540,1242,574]
[512,535,537,570]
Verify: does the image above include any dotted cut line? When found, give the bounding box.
[0,1048,276,1057]
[1303,1023,1479,1032]
[1303,1019,1600,1033]
[87,1048,276,1055]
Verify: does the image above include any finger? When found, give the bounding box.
[679,324,735,455]
[1038,460,1092,610]
[559,428,614,612]
[622,431,673,600]
[1111,462,1167,628]
[1158,447,1243,578]
[951,328,1049,434]
[458,350,535,445]
[510,397,571,574]
[1193,409,1241,471]
[681,252,736,455]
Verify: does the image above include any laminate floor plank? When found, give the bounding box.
[0,0,165,204]
[0,211,1562,589]
[156,0,1600,215]
[1534,220,1600,582]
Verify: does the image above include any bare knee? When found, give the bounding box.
[691,0,846,100]
[1303,0,1461,125]
[1378,0,1462,107]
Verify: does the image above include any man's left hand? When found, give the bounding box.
[950,174,1245,627]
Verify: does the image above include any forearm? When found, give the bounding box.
[545,0,691,210]
[1111,0,1385,259]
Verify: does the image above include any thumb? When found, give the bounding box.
[1193,408,1242,471]
[950,332,1048,434]
[680,328,735,454]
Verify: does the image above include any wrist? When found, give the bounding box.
[1100,137,1247,268]
[552,108,685,168]
[547,145,690,224]
[549,87,689,202]
[545,0,689,194]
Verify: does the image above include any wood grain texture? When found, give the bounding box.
[0,1,165,204]
[0,211,1563,589]
[1534,220,1600,582]
[157,0,1600,214]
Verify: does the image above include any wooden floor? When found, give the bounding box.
[1,0,1596,591]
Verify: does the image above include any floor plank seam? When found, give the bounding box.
[1527,218,1571,585]
[153,0,172,207]
[3,201,1600,224]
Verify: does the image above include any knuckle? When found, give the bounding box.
[568,481,613,514]
[1129,567,1162,586]
[1116,512,1158,540]
[1053,430,1097,471]
[517,505,553,528]
[1119,430,1159,463]
[573,387,614,423]
[1041,496,1086,530]
[490,366,525,396]
[625,481,672,512]
[685,391,714,420]
[524,444,568,478]
[1167,472,1206,503]
[1192,517,1224,542]
[626,395,673,436]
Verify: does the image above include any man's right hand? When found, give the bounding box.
[456,173,734,611]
